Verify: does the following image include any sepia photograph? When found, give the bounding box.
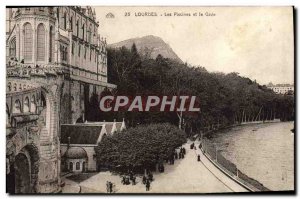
[5,5,295,194]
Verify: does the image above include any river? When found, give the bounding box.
[208,122,294,191]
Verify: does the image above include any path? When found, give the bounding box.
[69,140,247,193]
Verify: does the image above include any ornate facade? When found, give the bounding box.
[6,6,116,193]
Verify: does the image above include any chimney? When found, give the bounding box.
[67,137,71,149]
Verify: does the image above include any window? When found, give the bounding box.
[63,12,67,29]
[72,42,74,54]
[24,97,30,112]
[82,162,86,172]
[37,24,45,61]
[13,100,21,113]
[90,49,92,61]
[6,104,10,126]
[76,20,79,37]
[78,44,81,57]
[49,26,54,62]
[84,47,86,59]
[82,24,85,40]
[76,162,80,170]
[31,95,36,112]
[69,17,73,30]
[24,23,33,62]
[9,37,16,58]
[69,162,73,171]
[64,47,68,61]
[88,27,92,43]
[7,83,11,92]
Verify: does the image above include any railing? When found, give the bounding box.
[6,61,63,78]
[202,139,270,192]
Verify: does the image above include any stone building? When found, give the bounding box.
[6,6,116,193]
[267,83,294,95]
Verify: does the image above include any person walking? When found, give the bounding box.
[109,182,113,193]
[148,172,153,181]
[182,147,186,155]
[197,154,201,162]
[132,176,136,185]
[146,179,150,191]
[142,175,147,184]
[106,181,109,193]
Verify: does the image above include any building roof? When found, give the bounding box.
[61,124,103,145]
[105,123,113,135]
[116,123,122,131]
[64,147,87,159]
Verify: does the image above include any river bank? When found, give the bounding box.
[206,122,294,191]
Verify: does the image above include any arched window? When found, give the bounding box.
[69,162,73,171]
[64,47,68,61]
[82,162,86,172]
[7,83,11,92]
[69,16,73,31]
[71,42,75,54]
[30,95,36,112]
[13,100,21,113]
[37,24,45,61]
[76,162,80,170]
[9,37,16,58]
[78,44,81,57]
[49,26,54,62]
[82,24,85,40]
[76,20,79,37]
[13,83,17,91]
[88,27,92,43]
[24,23,33,62]
[63,12,67,29]
[6,104,10,126]
[24,97,30,112]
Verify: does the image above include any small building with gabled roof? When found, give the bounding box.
[60,119,126,172]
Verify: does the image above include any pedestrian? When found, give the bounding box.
[146,179,150,191]
[175,151,178,159]
[109,182,113,193]
[149,172,153,181]
[106,181,109,193]
[129,171,134,181]
[182,147,186,155]
[132,176,136,185]
[197,154,201,162]
[125,176,130,185]
[142,175,147,184]
[121,176,125,185]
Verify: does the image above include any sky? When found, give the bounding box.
[94,6,294,85]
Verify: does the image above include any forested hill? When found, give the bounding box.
[108,35,183,63]
[87,43,294,134]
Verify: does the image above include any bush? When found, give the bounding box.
[95,123,186,173]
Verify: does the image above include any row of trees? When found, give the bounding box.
[95,123,186,173]
[86,44,294,135]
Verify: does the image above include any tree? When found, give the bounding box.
[95,123,186,173]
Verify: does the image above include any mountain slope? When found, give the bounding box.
[108,35,183,63]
